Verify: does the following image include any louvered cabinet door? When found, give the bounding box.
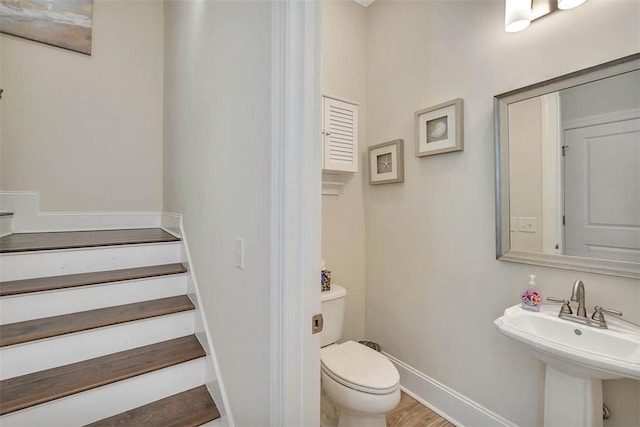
[322,97,358,173]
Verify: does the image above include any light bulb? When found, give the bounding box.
[505,0,532,33]
[558,0,587,10]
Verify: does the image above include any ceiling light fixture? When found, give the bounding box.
[505,0,588,33]
[505,0,531,33]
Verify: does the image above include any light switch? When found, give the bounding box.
[510,217,518,232]
[235,237,245,270]
[518,217,536,233]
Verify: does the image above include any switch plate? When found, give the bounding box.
[510,217,518,232]
[518,217,536,233]
[235,237,245,270]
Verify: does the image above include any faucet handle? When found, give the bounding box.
[592,306,622,322]
[546,297,573,315]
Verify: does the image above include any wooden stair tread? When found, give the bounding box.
[0,228,179,253]
[85,385,220,427]
[0,263,188,297]
[0,295,195,347]
[0,335,205,416]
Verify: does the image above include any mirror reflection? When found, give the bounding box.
[508,70,640,264]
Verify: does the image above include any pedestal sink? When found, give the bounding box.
[494,304,640,427]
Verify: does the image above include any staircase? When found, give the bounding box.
[0,226,222,426]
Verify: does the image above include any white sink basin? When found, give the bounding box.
[494,304,640,380]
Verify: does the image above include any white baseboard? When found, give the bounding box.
[161,212,182,238]
[383,352,517,427]
[0,192,161,232]
[0,214,12,237]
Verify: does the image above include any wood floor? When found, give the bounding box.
[0,263,187,296]
[387,392,455,427]
[85,385,220,427]
[0,295,195,347]
[0,336,205,415]
[0,228,179,253]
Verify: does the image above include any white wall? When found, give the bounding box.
[322,0,368,343]
[364,1,640,426]
[561,69,640,122]
[0,0,163,212]
[163,1,272,425]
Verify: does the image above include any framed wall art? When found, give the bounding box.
[415,98,463,157]
[0,0,94,55]
[369,139,404,185]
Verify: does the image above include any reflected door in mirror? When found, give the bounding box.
[564,118,640,263]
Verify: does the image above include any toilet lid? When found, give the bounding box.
[321,341,399,394]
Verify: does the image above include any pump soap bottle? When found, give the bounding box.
[521,274,541,311]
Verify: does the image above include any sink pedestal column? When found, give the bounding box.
[544,366,602,427]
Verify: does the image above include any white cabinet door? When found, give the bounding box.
[323,96,358,173]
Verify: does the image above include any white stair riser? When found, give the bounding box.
[0,215,12,238]
[0,312,195,380]
[0,358,206,426]
[1,275,188,323]
[0,242,183,281]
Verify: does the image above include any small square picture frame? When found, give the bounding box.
[369,139,404,185]
[415,98,464,157]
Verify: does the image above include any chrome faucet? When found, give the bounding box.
[570,280,587,318]
[547,280,623,329]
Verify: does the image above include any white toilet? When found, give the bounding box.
[320,285,400,427]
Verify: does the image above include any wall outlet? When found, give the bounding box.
[518,217,536,233]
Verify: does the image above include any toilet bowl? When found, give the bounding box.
[319,285,400,427]
[320,285,400,427]
[321,341,400,427]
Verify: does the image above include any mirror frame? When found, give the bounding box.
[495,53,640,279]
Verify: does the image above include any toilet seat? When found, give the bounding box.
[321,341,399,395]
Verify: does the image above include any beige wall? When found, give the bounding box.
[509,97,543,252]
[163,1,272,424]
[364,1,639,426]
[322,0,368,343]
[0,0,163,212]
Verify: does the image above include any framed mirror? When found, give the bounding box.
[495,54,640,279]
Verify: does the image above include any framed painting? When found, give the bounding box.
[415,98,464,157]
[0,0,93,55]
[369,139,404,185]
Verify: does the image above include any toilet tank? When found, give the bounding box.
[320,285,346,347]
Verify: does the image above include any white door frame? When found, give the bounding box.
[270,1,322,426]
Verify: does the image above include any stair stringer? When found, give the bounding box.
[171,215,233,427]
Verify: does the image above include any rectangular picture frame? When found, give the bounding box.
[369,139,404,185]
[415,98,463,157]
[0,0,94,55]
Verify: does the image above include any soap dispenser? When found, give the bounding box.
[521,274,541,311]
